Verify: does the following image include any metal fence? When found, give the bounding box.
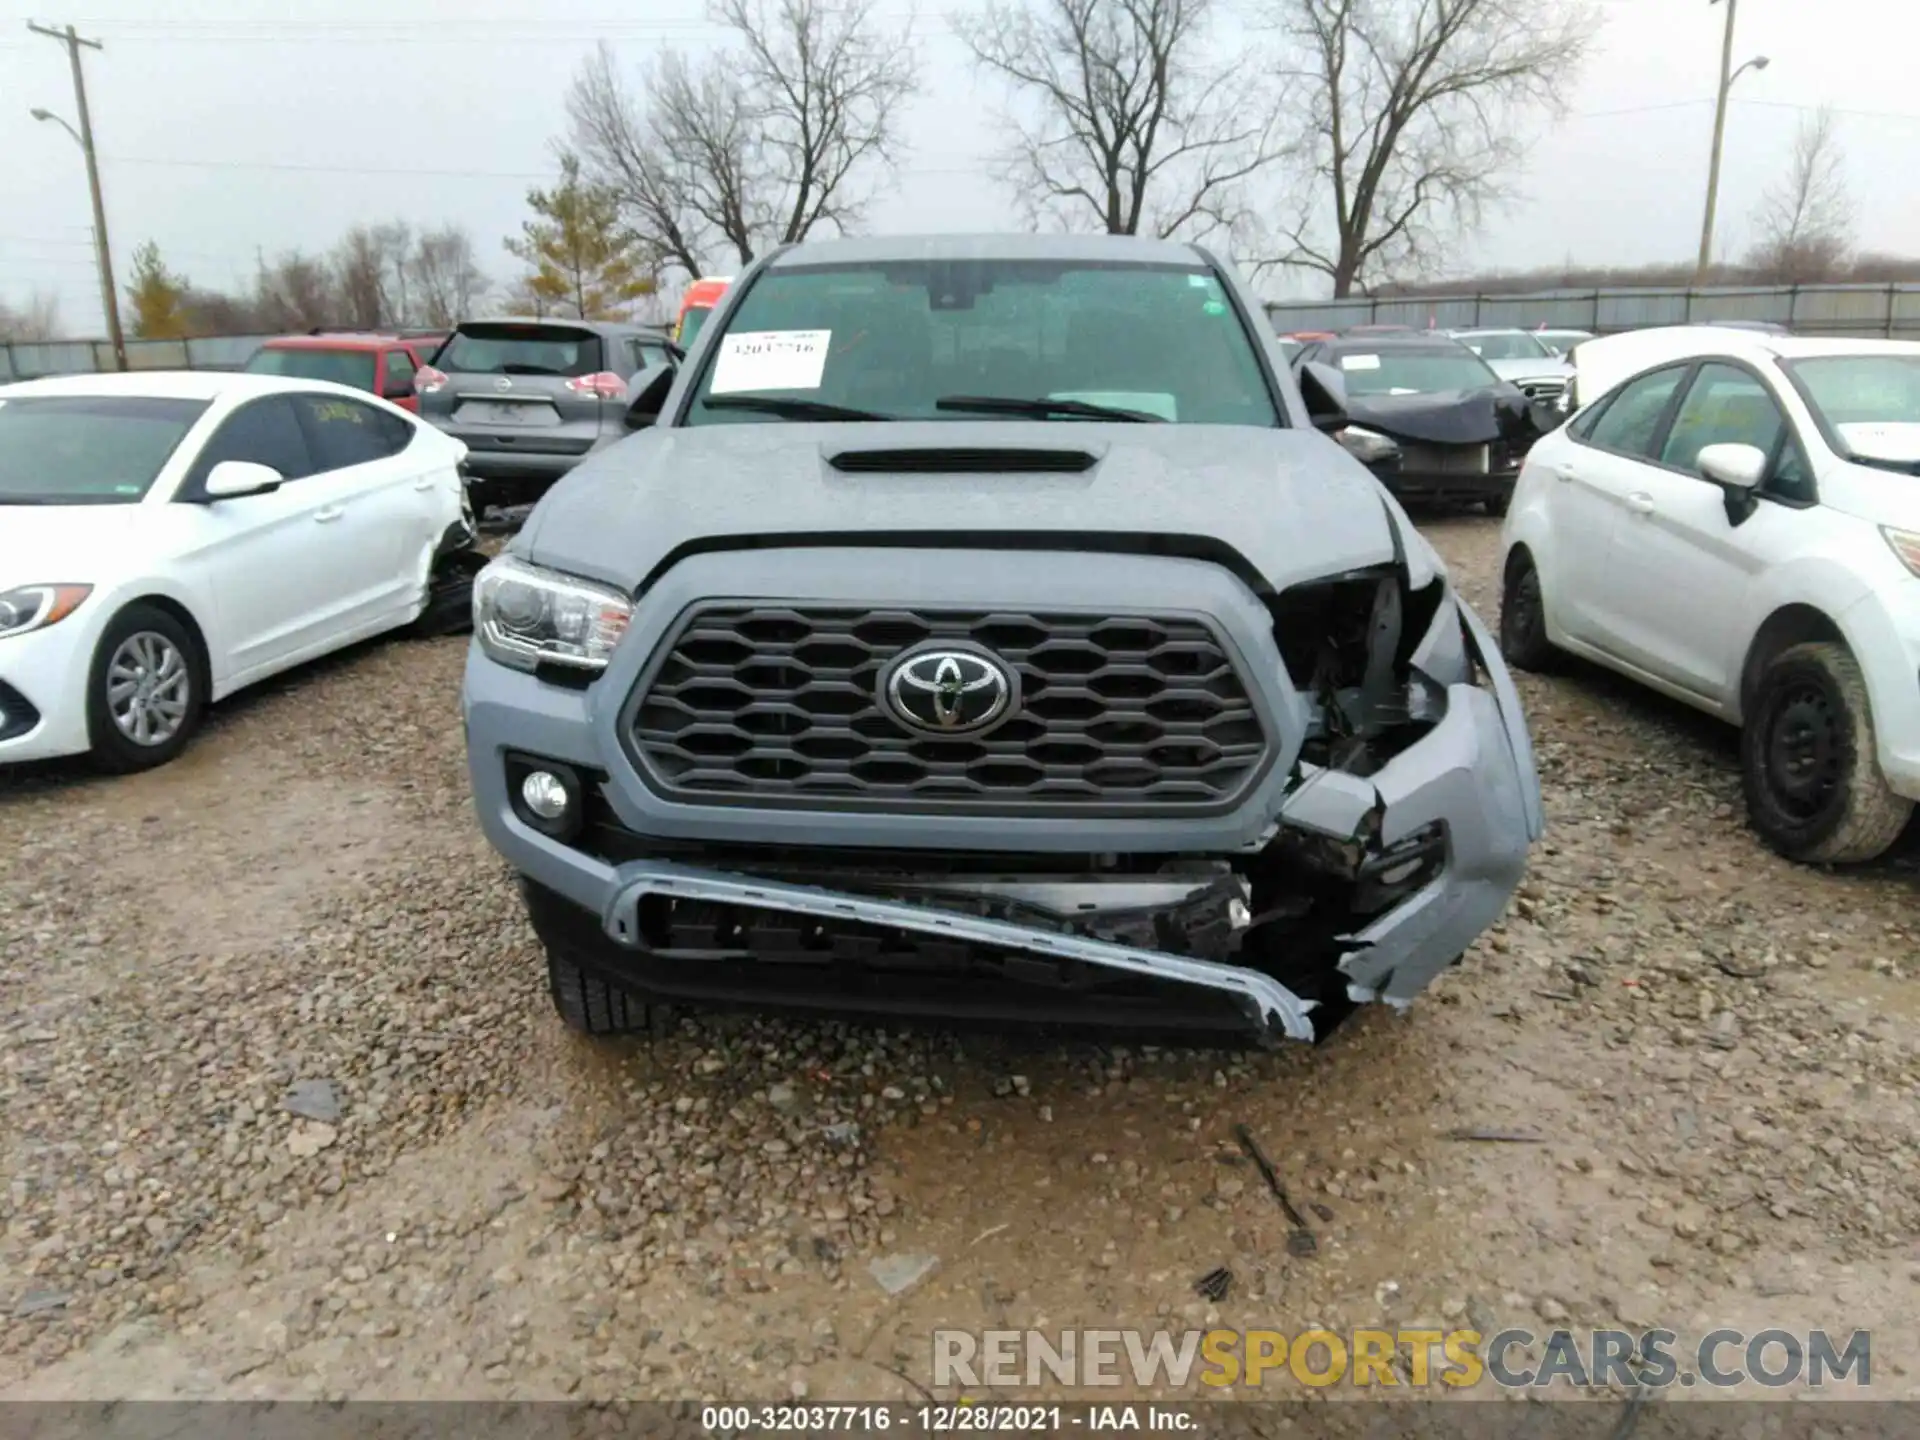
[0,333,275,383]
[1264,282,1920,338]
[6,280,1918,380]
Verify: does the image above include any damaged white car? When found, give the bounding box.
[462,234,1545,1045]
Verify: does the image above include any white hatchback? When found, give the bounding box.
[1499,331,1920,864]
[0,370,475,772]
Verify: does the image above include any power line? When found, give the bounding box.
[92,153,986,180]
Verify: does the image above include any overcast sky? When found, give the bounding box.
[3,0,1916,337]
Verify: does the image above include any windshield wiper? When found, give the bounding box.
[701,395,895,422]
[934,394,1165,423]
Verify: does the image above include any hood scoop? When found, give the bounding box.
[827,446,1099,474]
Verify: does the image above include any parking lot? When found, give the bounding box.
[4,512,1919,1403]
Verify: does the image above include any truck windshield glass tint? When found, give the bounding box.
[685,260,1282,428]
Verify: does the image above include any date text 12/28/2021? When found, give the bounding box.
[700,1405,1196,1433]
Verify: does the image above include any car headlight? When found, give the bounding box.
[1883,527,1920,578]
[0,584,92,641]
[1334,425,1401,465]
[473,555,632,672]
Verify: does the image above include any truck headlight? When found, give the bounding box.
[473,555,632,672]
[1334,425,1400,465]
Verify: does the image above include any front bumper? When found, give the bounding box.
[0,618,95,764]
[462,553,1544,1043]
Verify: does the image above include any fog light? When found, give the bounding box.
[521,770,571,820]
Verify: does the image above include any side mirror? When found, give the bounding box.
[623,361,676,430]
[203,460,284,500]
[382,375,417,400]
[1697,442,1768,491]
[1297,361,1350,433]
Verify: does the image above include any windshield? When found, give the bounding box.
[1331,346,1501,396]
[0,394,209,504]
[1457,332,1550,361]
[1788,354,1920,467]
[438,323,603,378]
[683,259,1279,426]
[246,346,377,390]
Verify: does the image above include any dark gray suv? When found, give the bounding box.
[416,317,677,515]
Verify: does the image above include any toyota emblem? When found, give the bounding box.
[882,646,1017,737]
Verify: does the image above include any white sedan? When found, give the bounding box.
[1499,330,1920,864]
[0,370,477,772]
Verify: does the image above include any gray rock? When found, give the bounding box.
[13,1289,71,1318]
[868,1253,939,1296]
[282,1079,341,1124]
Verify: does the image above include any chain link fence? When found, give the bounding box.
[1263,282,1920,337]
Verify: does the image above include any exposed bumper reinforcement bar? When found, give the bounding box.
[600,860,1319,1044]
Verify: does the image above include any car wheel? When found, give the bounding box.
[1498,550,1557,673]
[1741,641,1912,865]
[85,603,206,774]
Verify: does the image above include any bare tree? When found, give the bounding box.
[957,0,1278,239]
[0,290,62,341]
[568,0,915,275]
[569,46,708,280]
[1747,106,1852,284]
[332,226,389,329]
[408,225,489,326]
[1257,0,1596,297]
[721,0,919,244]
[253,251,337,331]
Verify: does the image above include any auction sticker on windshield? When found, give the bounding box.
[711,330,832,394]
[1340,354,1383,371]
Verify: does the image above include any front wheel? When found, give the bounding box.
[1741,641,1912,865]
[1498,550,1557,673]
[519,877,654,1037]
[85,603,206,773]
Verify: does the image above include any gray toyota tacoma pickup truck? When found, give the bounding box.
[461,234,1545,1045]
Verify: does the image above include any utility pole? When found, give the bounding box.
[29,20,127,370]
[1696,0,1738,279]
[1696,0,1769,282]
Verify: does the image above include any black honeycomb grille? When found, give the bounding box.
[626,604,1271,814]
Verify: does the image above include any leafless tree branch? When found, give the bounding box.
[567,0,915,282]
[1747,106,1852,284]
[957,0,1280,241]
[1250,0,1597,297]
[719,0,920,243]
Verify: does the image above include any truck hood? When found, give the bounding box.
[517,421,1409,594]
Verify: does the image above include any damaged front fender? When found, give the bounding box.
[1278,602,1543,1005]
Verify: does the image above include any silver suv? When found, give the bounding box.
[416,317,678,516]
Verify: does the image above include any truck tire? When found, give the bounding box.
[1741,640,1912,865]
[544,945,650,1036]
[519,876,653,1036]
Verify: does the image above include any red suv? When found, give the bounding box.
[244,331,445,413]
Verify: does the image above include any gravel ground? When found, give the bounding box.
[4,513,1919,1404]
